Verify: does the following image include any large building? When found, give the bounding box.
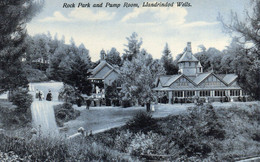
[154,42,247,104]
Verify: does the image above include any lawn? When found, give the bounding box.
[63,101,256,136]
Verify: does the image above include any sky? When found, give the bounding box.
[27,0,251,61]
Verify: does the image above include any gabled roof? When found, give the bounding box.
[157,75,172,86]
[192,72,212,85]
[178,51,199,63]
[90,60,119,80]
[178,42,199,63]
[222,74,238,85]
[164,74,182,87]
[154,71,239,89]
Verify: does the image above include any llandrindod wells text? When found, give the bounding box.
[62,2,192,8]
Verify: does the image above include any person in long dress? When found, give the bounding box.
[46,90,52,101]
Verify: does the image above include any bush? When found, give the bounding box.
[122,100,131,108]
[0,133,135,162]
[126,111,158,133]
[127,131,163,156]
[105,98,111,106]
[114,130,133,152]
[23,64,49,82]
[58,84,84,104]
[54,103,80,127]
[10,90,33,113]
[0,90,33,128]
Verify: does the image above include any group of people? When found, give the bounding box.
[35,89,53,101]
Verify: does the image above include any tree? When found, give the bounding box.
[120,50,165,106]
[194,47,223,73]
[219,0,260,100]
[79,43,92,65]
[106,47,121,66]
[49,39,92,96]
[161,43,178,75]
[122,32,142,61]
[0,0,44,93]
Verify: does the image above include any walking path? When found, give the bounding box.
[29,82,63,136]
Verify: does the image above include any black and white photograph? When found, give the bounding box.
[0,0,260,161]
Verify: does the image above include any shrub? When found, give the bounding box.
[23,64,49,82]
[0,132,136,162]
[54,103,80,127]
[126,111,158,133]
[0,90,33,128]
[187,104,225,140]
[114,130,133,152]
[58,84,83,104]
[127,131,164,156]
[10,89,33,113]
[122,99,131,108]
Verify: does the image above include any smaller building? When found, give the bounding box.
[154,42,248,104]
[88,59,120,99]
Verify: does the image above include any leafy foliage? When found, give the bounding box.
[120,50,165,105]
[161,43,178,75]
[106,47,122,66]
[54,103,80,127]
[0,0,43,92]
[49,39,92,96]
[122,32,142,61]
[126,111,158,133]
[219,1,260,100]
[10,90,33,113]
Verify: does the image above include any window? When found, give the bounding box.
[215,90,226,96]
[174,91,183,97]
[199,90,210,96]
[184,91,195,97]
[230,90,240,96]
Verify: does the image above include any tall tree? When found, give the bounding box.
[122,32,142,61]
[48,39,92,95]
[0,0,44,92]
[161,43,178,75]
[106,47,121,66]
[194,47,223,73]
[219,0,260,100]
[79,43,92,66]
[120,50,165,106]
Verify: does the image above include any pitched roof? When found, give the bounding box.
[158,76,172,85]
[192,72,212,85]
[164,74,182,87]
[90,60,119,79]
[178,51,199,63]
[222,74,238,85]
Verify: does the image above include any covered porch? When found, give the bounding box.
[154,87,248,104]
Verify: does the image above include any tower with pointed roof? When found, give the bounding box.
[178,42,203,76]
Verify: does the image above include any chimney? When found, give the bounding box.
[187,42,192,52]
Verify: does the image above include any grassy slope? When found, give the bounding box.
[0,102,259,161]
[89,102,260,161]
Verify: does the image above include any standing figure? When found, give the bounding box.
[86,99,91,110]
[35,89,39,99]
[39,91,44,101]
[46,90,52,101]
[38,91,42,101]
